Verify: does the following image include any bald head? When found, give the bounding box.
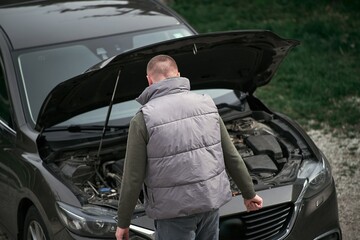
[146,55,179,85]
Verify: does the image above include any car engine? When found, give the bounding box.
[225,115,303,194]
[52,112,304,207]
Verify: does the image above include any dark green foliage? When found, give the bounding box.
[171,0,360,129]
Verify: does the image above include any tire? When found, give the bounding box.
[23,206,49,240]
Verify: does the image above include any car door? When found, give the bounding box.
[0,56,20,237]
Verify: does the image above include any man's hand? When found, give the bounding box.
[244,194,263,212]
[115,227,129,240]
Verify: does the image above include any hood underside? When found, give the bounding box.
[36,30,299,130]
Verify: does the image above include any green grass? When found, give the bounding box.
[171,0,360,131]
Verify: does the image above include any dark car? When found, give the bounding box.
[0,0,195,239]
[0,1,342,240]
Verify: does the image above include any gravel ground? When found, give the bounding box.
[0,128,358,240]
[307,128,360,240]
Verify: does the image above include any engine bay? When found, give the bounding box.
[49,111,306,208]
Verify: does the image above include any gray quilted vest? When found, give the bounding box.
[136,77,232,220]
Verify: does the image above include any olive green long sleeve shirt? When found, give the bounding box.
[117,111,256,228]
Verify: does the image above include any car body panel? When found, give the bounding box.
[130,180,340,240]
[0,0,185,50]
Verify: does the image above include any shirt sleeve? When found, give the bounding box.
[117,112,148,228]
[220,118,256,200]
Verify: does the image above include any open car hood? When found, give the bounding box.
[36,30,299,131]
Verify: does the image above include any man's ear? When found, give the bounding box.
[147,75,153,85]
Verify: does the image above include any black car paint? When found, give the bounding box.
[0,0,195,50]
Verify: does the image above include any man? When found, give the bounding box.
[115,55,263,240]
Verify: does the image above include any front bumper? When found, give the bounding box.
[53,179,341,240]
[219,178,341,240]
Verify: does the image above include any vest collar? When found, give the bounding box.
[136,77,190,105]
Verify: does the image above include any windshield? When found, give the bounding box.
[15,26,192,125]
[58,89,237,127]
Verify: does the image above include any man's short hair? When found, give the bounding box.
[147,55,178,79]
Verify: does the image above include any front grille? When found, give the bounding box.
[219,202,294,240]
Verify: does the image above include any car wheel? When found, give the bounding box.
[23,206,49,240]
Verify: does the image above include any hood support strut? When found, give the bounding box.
[96,69,121,159]
[94,69,121,188]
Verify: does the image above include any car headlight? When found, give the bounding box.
[298,154,332,198]
[56,202,154,239]
[56,201,118,238]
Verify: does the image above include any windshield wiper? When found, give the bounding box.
[216,103,244,111]
[67,125,129,133]
[41,124,129,133]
